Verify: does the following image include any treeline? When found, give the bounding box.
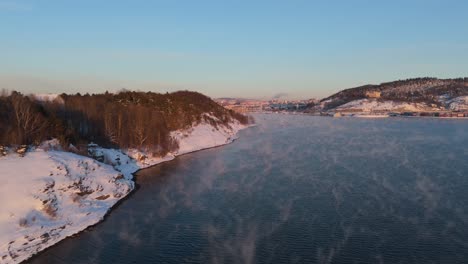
[0,90,248,156]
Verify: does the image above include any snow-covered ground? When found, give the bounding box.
[0,150,133,264]
[335,99,439,112]
[0,117,248,263]
[446,96,468,111]
[172,120,245,155]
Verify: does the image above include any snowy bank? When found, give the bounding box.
[0,118,249,263]
[172,119,245,155]
[0,150,133,264]
[108,117,248,170]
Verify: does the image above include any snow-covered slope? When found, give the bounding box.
[333,96,468,113]
[172,120,245,155]
[0,150,133,264]
[335,99,439,112]
[0,117,249,263]
[446,96,468,111]
[116,118,247,169]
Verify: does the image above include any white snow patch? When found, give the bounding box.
[447,96,468,111]
[31,94,64,104]
[336,99,437,112]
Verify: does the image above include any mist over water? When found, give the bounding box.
[29,114,468,264]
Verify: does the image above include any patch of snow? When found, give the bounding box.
[124,149,175,169]
[31,94,64,104]
[335,99,437,112]
[37,139,62,151]
[437,94,452,102]
[98,148,140,180]
[447,96,468,111]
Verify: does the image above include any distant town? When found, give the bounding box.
[216,78,468,118]
[215,98,318,113]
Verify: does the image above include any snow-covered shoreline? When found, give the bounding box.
[0,120,249,264]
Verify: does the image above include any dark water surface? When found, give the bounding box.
[29,115,468,264]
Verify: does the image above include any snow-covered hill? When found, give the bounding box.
[320,77,468,112]
[0,119,248,264]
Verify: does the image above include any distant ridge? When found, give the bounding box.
[321,77,468,111]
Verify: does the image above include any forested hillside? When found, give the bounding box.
[321,78,468,110]
[0,90,248,155]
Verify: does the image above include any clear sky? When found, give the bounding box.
[1,0,468,99]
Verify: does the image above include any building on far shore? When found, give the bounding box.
[365,90,381,98]
[216,98,315,113]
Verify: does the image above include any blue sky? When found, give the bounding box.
[1,0,468,99]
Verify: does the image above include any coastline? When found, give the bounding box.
[1,121,252,264]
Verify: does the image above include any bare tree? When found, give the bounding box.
[134,126,147,149]
[104,108,118,144]
[11,94,47,144]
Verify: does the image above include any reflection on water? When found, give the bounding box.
[29,114,468,264]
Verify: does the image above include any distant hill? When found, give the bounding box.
[320,78,468,111]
